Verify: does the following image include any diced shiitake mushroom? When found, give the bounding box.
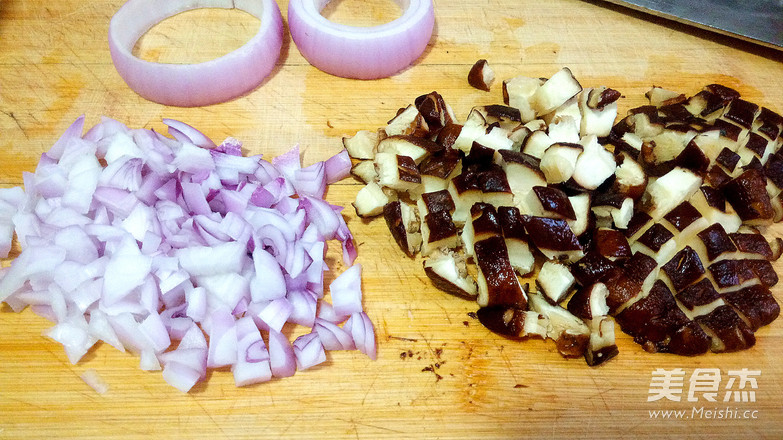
[503,76,544,123]
[376,135,442,164]
[524,216,584,262]
[351,160,378,184]
[521,130,554,158]
[349,72,783,366]
[473,105,523,132]
[566,283,619,365]
[385,105,429,137]
[374,152,421,195]
[353,181,391,217]
[537,260,575,304]
[572,135,617,190]
[423,248,477,299]
[343,129,381,160]
[497,206,535,275]
[645,167,703,221]
[468,59,495,92]
[419,148,463,192]
[645,86,686,107]
[531,67,583,116]
[383,200,421,257]
[579,87,622,137]
[613,152,648,200]
[415,91,456,136]
[528,291,590,358]
[540,143,583,184]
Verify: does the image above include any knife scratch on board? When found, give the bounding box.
[0,111,29,141]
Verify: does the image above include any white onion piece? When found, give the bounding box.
[81,369,109,394]
[330,263,363,316]
[293,332,326,370]
[108,0,284,107]
[288,0,435,79]
[268,329,296,378]
[314,318,355,351]
[0,117,374,392]
[346,312,377,360]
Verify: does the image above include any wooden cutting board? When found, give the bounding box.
[1,0,782,438]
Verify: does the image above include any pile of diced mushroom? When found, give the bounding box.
[346,66,783,366]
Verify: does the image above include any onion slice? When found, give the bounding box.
[108,0,284,107]
[288,0,435,79]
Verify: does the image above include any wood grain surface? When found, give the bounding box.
[1,0,783,438]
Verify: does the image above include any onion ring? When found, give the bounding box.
[108,0,284,107]
[288,0,435,80]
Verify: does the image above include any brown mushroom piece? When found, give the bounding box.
[646,86,686,107]
[419,147,462,192]
[495,149,546,202]
[723,168,774,224]
[722,284,780,331]
[343,129,381,160]
[615,280,710,355]
[528,291,590,358]
[663,201,705,236]
[566,193,592,238]
[572,135,617,190]
[352,181,392,218]
[689,185,742,232]
[476,306,548,339]
[584,317,619,366]
[579,86,621,137]
[374,152,422,194]
[423,249,478,299]
[497,206,535,275]
[591,192,634,230]
[696,305,755,352]
[613,152,648,200]
[532,185,576,220]
[503,75,544,123]
[660,246,705,292]
[384,105,429,137]
[448,171,482,227]
[645,167,703,221]
[523,216,584,261]
[531,67,583,116]
[468,59,495,92]
[707,259,759,291]
[376,134,443,164]
[435,122,463,150]
[462,202,503,258]
[473,105,523,131]
[414,91,455,136]
[521,129,554,158]
[695,223,737,262]
[350,160,378,184]
[477,164,514,207]
[567,282,610,321]
[676,278,725,319]
[570,252,618,287]
[633,222,676,263]
[540,142,583,184]
[537,260,576,304]
[593,228,632,261]
[474,235,528,309]
[419,209,460,256]
[382,200,422,258]
[565,283,619,366]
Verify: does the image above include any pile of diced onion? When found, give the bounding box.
[0,116,375,392]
